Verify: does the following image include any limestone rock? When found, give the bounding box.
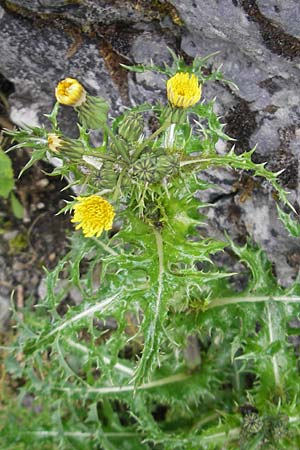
[0,295,10,330]
[257,0,300,38]
[0,0,300,285]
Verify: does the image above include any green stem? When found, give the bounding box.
[191,413,220,431]
[24,431,139,439]
[148,122,171,142]
[265,302,281,391]
[153,227,164,329]
[201,427,240,444]
[133,122,171,160]
[91,237,119,256]
[207,295,300,309]
[66,339,134,376]
[43,290,121,341]
[180,158,212,167]
[58,372,191,395]
[0,346,14,351]
[102,123,130,163]
[82,151,114,161]
[290,416,300,424]
[112,169,126,202]
[132,226,165,383]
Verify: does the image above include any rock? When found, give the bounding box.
[0,295,10,330]
[0,0,300,285]
[0,4,121,135]
[236,190,300,286]
[256,0,300,38]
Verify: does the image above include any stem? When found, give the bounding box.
[206,295,300,309]
[0,346,14,351]
[153,227,164,334]
[112,169,126,202]
[148,122,171,142]
[103,357,135,377]
[91,237,119,256]
[44,291,121,340]
[201,427,240,443]
[180,158,209,167]
[102,123,130,163]
[58,372,191,395]
[24,431,138,439]
[66,339,134,376]
[290,416,300,424]
[133,226,166,384]
[133,122,171,160]
[266,303,281,391]
[191,413,220,431]
[82,151,114,161]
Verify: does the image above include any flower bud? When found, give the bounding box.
[47,134,85,161]
[118,112,144,143]
[47,133,63,152]
[76,95,109,130]
[156,154,179,178]
[242,412,263,435]
[55,78,86,107]
[130,156,159,184]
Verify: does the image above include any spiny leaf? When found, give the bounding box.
[228,239,279,294]
[276,205,300,237]
[180,147,294,211]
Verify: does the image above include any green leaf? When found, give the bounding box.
[276,205,300,237]
[10,192,24,219]
[0,147,14,198]
[180,147,294,211]
[229,239,278,293]
[19,148,47,177]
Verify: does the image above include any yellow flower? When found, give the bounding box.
[55,78,86,107]
[167,72,201,108]
[47,133,63,152]
[71,195,115,238]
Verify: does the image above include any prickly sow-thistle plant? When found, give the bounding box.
[3,52,300,449]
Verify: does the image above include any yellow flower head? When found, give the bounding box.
[47,133,63,152]
[71,195,115,238]
[167,72,201,108]
[55,78,86,107]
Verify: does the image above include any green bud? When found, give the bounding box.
[76,95,109,130]
[55,137,85,162]
[156,154,179,178]
[130,155,159,184]
[242,412,263,435]
[98,160,120,188]
[160,105,187,124]
[270,414,289,441]
[109,137,129,159]
[118,112,144,143]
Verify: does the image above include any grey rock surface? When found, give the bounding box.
[0,0,300,285]
[0,295,10,331]
[257,0,300,38]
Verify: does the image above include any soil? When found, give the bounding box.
[0,65,74,315]
[0,125,73,315]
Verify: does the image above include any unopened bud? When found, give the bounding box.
[55,78,86,107]
[118,112,144,143]
[156,154,179,177]
[130,155,159,184]
[47,133,63,153]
